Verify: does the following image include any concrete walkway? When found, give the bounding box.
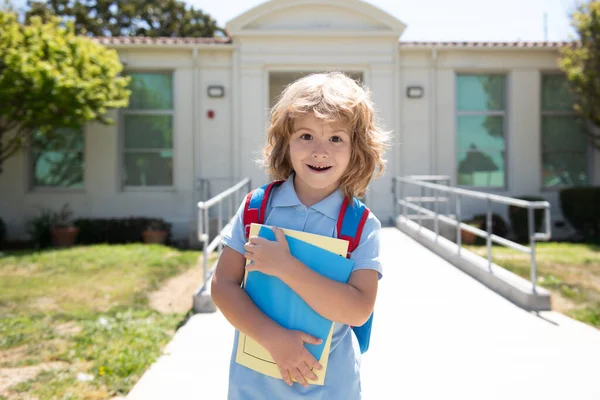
[128,228,600,399]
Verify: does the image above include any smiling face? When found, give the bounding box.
[289,113,352,205]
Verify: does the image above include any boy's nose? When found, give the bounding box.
[312,142,329,158]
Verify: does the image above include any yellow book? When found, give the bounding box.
[235,223,350,386]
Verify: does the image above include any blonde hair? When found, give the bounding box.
[263,72,390,199]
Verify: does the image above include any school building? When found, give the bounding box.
[1,0,598,243]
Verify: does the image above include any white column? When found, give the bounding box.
[239,65,268,188]
[367,64,396,221]
[508,69,540,196]
[436,68,456,184]
[400,65,431,177]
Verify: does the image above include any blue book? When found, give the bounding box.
[244,226,355,361]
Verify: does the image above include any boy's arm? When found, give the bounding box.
[211,246,281,347]
[280,262,378,327]
[244,218,382,327]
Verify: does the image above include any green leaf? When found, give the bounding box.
[0,10,131,167]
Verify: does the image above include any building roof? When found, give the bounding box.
[93,36,232,46]
[399,41,575,49]
[93,36,575,50]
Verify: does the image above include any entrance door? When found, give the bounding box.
[269,71,363,108]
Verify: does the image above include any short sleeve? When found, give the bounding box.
[221,198,247,256]
[349,213,382,280]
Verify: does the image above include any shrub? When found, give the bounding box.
[508,196,546,243]
[560,187,600,242]
[469,213,509,245]
[472,213,509,237]
[74,218,172,244]
[508,196,546,242]
[26,208,57,248]
[0,217,6,247]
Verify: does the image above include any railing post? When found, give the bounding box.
[529,207,538,294]
[487,198,492,271]
[401,180,406,218]
[392,177,397,219]
[434,187,439,242]
[418,186,424,231]
[203,207,209,281]
[456,193,462,256]
[445,186,450,221]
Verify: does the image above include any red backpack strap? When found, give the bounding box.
[336,196,370,256]
[242,181,284,239]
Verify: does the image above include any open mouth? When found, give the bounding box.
[307,164,332,172]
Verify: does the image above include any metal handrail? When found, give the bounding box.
[197,178,252,284]
[392,176,552,294]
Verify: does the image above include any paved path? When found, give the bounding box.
[128,228,600,399]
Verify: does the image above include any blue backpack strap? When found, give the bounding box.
[243,181,283,239]
[337,196,374,354]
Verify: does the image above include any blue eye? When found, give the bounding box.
[330,136,342,143]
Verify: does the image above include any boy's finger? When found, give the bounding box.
[300,332,323,345]
[273,227,287,243]
[249,236,265,245]
[301,362,319,381]
[291,368,308,388]
[279,367,292,386]
[303,356,323,372]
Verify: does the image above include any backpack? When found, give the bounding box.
[242,181,374,354]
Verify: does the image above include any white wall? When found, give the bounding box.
[0,47,233,242]
[2,42,599,242]
[398,47,600,237]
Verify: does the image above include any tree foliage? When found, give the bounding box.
[559,0,600,150]
[0,11,130,171]
[24,0,225,38]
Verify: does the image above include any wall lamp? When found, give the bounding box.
[406,86,424,99]
[207,85,225,98]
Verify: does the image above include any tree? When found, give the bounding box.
[24,0,225,38]
[0,0,16,13]
[0,11,130,172]
[559,0,600,150]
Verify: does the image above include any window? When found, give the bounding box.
[541,74,589,188]
[456,74,506,188]
[32,127,84,188]
[122,72,173,187]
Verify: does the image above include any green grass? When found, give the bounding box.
[465,242,600,328]
[0,244,201,313]
[0,244,203,399]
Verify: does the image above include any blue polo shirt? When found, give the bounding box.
[221,174,382,400]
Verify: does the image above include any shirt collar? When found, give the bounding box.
[270,174,302,208]
[271,174,344,220]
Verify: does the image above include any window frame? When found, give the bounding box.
[28,127,86,192]
[455,72,509,190]
[119,70,176,191]
[540,72,591,191]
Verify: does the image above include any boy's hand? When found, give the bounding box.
[244,227,294,278]
[263,328,324,387]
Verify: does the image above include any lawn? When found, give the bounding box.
[465,242,600,328]
[0,244,205,399]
